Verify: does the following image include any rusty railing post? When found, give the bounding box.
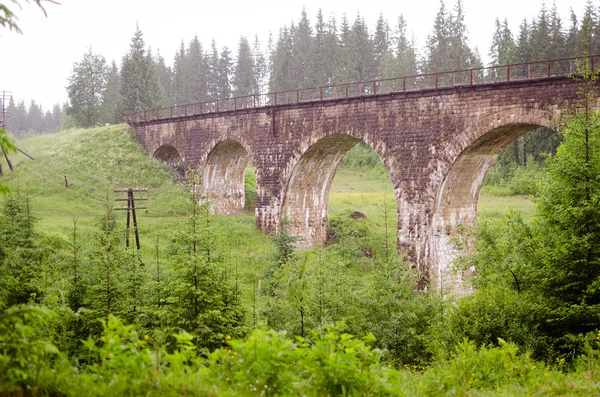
[373,81,377,95]
[570,59,573,75]
[435,73,438,89]
[507,65,510,82]
[345,84,348,99]
[403,77,406,92]
[144,111,147,122]
[547,61,551,78]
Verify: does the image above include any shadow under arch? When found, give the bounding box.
[282,133,395,248]
[201,139,251,215]
[431,121,557,290]
[153,144,182,166]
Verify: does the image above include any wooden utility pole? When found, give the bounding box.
[114,188,148,252]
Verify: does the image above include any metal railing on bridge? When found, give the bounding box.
[127,55,599,124]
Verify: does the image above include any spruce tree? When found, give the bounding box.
[373,13,390,78]
[232,36,256,97]
[172,41,187,105]
[118,24,163,120]
[100,60,120,124]
[217,46,233,99]
[208,39,220,99]
[395,14,417,77]
[252,35,267,97]
[155,50,173,106]
[186,35,209,103]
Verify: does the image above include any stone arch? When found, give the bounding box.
[282,133,395,247]
[153,144,183,166]
[430,107,556,290]
[201,139,251,215]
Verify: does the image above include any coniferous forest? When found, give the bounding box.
[5,0,600,395]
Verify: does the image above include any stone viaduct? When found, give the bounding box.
[128,57,597,290]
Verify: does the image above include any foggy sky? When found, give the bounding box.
[0,0,586,109]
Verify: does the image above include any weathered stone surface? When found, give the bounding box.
[131,77,588,290]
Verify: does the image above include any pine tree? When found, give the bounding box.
[270,26,293,92]
[100,60,120,124]
[50,103,62,132]
[349,13,377,83]
[172,41,187,105]
[186,35,209,103]
[208,39,220,99]
[233,36,256,97]
[217,46,233,99]
[155,50,173,106]
[118,24,163,120]
[27,100,42,133]
[424,0,451,73]
[252,35,267,97]
[334,13,353,84]
[291,8,313,89]
[548,2,566,60]
[311,8,328,87]
[395,14,418,77]
[373,13,390,78]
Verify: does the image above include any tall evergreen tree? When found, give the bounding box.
[217,46,233,99]
[232,36,256,97]
[208,39,220,99]
[424,0,451,73]
[310,8,328,87]
[172,41,187,105]
[373,13,391,78]
[100,60,120,124]
[270,26,293,92]
[118,24,164,120]
[155,50,173,106]
[186,35,209,103]
[291,8,313,89]
[395,14,418,77]
[253,35,267,96]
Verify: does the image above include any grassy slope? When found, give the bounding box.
[1,125,274,270]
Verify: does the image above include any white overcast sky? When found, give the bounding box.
[0,0,588,109]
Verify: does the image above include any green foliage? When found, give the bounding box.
[0,0,53,34]
[118,24,164,120]
[159,186,245,350]
[0,127,15,195]
[0,305,66,395]
[67,48,108,127]
[421,339,540,394]
[243,167,256,211]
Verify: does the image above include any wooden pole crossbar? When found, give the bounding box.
[114,188,148,252]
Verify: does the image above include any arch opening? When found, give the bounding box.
[153,144,182,166]
[201,140,251,215]
[283,134,397,248]
[432,123,557,289]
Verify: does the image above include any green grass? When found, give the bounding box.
[1,125,274,280]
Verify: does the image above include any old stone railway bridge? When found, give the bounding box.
[128,56,598,289]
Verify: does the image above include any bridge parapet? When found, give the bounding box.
[128,56,597,126]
